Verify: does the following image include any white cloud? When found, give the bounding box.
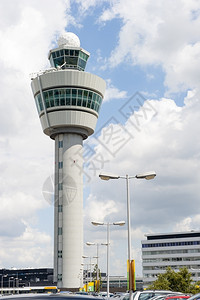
[0,0,71,74]
[164,42,200,92]
[173,215,200,233]
[73,0,107,14]
[0,223,52,268]
[173,217,193,232]
[98,0,200,93]
[84,194,119,222]
[104,79,128,102]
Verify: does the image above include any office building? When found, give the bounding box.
[142,231,200,288]
[31,32,106,289]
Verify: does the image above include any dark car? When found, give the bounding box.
[0,293,103,300]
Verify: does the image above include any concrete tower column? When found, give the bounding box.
[54,132,85,288]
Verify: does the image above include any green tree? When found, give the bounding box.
[148,267,194,293]
[92,264,102,292]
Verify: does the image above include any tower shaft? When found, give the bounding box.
[54,133,83,288]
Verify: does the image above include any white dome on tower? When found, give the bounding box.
[58,32,80,47]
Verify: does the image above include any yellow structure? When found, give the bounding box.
[82,281,94,292]
[127,260,136,291]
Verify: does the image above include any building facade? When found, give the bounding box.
[31,32,106,289]
[0,268,143,293]
[0,268,54,288]
[142,231,200,288]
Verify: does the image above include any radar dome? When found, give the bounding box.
[58,32,80,48]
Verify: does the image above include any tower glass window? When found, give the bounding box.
[35,88,103,114]
[49,49,89,71]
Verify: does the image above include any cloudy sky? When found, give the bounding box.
[0,0,200,279]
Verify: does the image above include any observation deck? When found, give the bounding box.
[31,33,106,139]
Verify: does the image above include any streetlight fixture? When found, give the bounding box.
[1,274,7,295]
[91,221,125,299]
[86,242,100,289]
[78,269,84,289]
[99,171,156,299]
[82,256,95,283]
[16,278,22,294]
[8,276,14,290]
[81,263,88,287]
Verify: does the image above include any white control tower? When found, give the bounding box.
[31,32,106,289]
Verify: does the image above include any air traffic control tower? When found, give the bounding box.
[31,32,106,289]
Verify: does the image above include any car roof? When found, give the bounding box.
[0,294,102,300]
[165,297,190,299]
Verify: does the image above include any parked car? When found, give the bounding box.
[120,290,183,300]
[98,292,114,297]
[187,294,200,300]
[165,296,190,300]
[0,293,104,300]
[113,293,127,299]
[150,294,190,300]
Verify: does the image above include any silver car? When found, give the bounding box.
[120,290,182,300]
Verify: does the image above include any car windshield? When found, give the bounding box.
[187,294,200,300]
[139,293,155,300]
[150,296,166,300]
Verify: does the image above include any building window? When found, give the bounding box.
[58,274,62,281]
[58,161,63,169]
[142,240,200,248]
[58,183,63,190]
[58,205,62,212]
[58,227,62,235]
[58,141,63,148]
[58,250,62,258]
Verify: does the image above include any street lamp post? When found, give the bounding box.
[81,263,88,288]
[16,278,22,294]
[92,220,125,299]
[1,275,7,295]
[99,171,156,300]
[82,255,89,290]
[82,256,94,289]
[8,276,14,292]
[78,268,83,289]
[86,242,99,283]
[89,257,94,283]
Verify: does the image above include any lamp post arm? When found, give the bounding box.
[118,176,135,180]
